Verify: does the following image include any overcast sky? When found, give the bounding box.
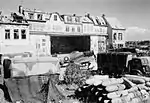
[0,0,150,41]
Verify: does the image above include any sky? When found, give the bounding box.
[0,0,150,41]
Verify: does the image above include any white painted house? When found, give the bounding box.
[102,15,126,49]
[86,14,108,54]
[0,12,33,54]
[23,8,51,56]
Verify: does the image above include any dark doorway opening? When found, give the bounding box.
[51,36,90,54]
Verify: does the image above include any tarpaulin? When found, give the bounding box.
[4,74,65,103]
[10,56,60,76]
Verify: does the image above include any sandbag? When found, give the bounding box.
[106,84,126,92]
[107,90,128,99]
[102,78,124,86]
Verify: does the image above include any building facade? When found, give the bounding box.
[17,6,127,55]
[87,14,108,54]
[103,15,126,49]
[23,8,51,56]
[0,12,33,54]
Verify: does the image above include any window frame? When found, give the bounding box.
[28,13,34,20]
[37,14,43,20]
[113,33,117,40]
[54,15,57,21]
[72,27,75,32]
[77,26,81,32]
[5,29,10,40]
[21,29,26,39]
[14,29,19,39]
[67,16,72,22]
[66,26,69,32]
[118,33,123,40]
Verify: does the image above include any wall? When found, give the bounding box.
[112,29,125,48]
[90,36,99,55]
[30,34,50,56]
[0,23,34,54]
[0,24,30,45]
[45,13,65,33]
[83,23,94,34]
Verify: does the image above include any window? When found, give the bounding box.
[66,26,69,32]
[75,17,80,23]
[21,29,26,39]
[5,29,10,39]
[14,29,19,39]
[72,27,75,32]
[37,14,43,20]
[54,15,57,21]
[77,26,81,32]
[113,33,117,40]
[67,16,72,22]
[118,33,123,40]
[28,13,34,19]
[42,39,46,46]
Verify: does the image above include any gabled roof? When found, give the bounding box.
[60,14,82,24]
[81,16,93,24]
[88,16,99,25]
[49,12,64,21]
[96,16,107,26]
[105,17,125,29]
[88,15,107,26]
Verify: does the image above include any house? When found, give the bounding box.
[53,14,90,54]
[102,15,126,49]
[22,6,51,56]
[86,14,108,54]
[0,11,33,54]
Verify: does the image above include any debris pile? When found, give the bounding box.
[74,75,150,103]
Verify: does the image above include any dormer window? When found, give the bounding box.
[37,14,43,20]
[75,17,80,23]
[67,16,72,22]
[28,13,34,20]
[54,15,57,21]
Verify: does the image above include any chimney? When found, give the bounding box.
[19,5,23,14]
[85,12,90,17]
[102,14,105,18]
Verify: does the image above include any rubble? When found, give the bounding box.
[73,75,150,103]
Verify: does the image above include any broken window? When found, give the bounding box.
[5,29,10,39]
[14,29,19,39]
[21,29,26,39]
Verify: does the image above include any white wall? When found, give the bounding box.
[45,13,65,33]
[30,34,50,56]
[112,29,125,47]
[0,24,30,45]
[0,24,34,54]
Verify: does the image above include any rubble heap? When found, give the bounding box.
[74,75,150,103]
